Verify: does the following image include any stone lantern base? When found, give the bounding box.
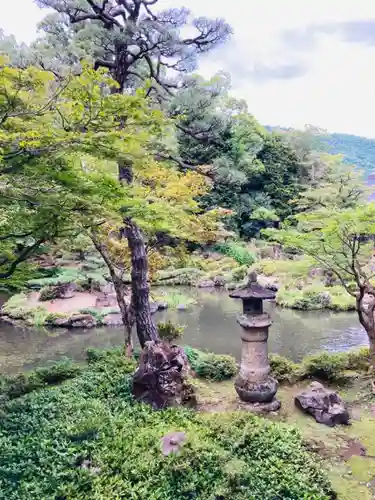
[234,374,281,412]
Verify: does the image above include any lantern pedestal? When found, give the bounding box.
[230,273,280,412]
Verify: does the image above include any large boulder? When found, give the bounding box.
[213,275,226,287]
[132,341,196,410]
[53,314,97,329]
[95,293,118,308]
[102,313,123,327]
[197,279,215,288]
[295,382,350,427]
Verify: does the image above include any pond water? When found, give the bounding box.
[0,288,369,374]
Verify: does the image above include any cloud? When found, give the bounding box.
[282,19,375,51]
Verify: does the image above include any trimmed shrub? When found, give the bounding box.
[269,354,303,383]
[0,358,82,401]
[302,352,348,381]
[0,355,334,500]
[346,347,370,371]
[194,353,238,381]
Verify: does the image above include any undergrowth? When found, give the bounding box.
[0,348,334,500]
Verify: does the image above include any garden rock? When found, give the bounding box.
[295,382,350,427]
[95,293,118,308]
[55,282,78,299]
[53,314,97,329]
[132,341,196,409]
[157,302,168,311]
[177,304,188,311]
[102,313,123,326]
[150,302,159,315]
[213,276,226,287]
[197,279,215,288]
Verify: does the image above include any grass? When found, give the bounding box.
[196,377,375,500]
[152,290,197,309]
[253,257,313,279]
[277,283,356,311]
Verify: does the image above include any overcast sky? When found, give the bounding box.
[3,0,375,138]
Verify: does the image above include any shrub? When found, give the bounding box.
[0,358,83,401]
[153,290,196,309]
[231,265,248,282]
[269,354,303,383]
[86,346,136,373]
[157,320,185,343]
[214,242,256,266]
[302,351,348,381]
[346,347,370,371]
[39,286,59,301]
[194,352,238,381]
[0,356,334,500]
[182,345,202,366]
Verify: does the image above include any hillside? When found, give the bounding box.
[268,126,375,180]
[313,132,375,180]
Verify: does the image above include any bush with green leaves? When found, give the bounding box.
[190,351,238,381]
[157,320,185,343]
[346,347,370,371]
[0,358,82,402]
[269,354,303,383]
[0,351,334,500]
[39,285,59,301]
[214,242,256,266]
[302,352,349,381]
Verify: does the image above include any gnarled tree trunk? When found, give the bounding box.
[124,217,159,347]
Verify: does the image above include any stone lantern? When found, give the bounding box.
[229,271,280,411]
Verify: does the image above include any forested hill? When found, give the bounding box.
[313,133,375,179]
[267,126,375,179]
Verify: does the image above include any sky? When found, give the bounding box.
[3,0,375,137]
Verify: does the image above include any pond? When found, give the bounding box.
[0,288,369,374]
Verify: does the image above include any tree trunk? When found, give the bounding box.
[124,217,159,347]
[90,233,134,353]
[357,291,375,392]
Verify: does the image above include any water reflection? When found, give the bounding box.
[0,287,368,374]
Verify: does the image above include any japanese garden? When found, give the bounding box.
[0,1,375,499]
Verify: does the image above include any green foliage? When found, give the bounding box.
[39,285,58,301]
[0,358,82,401]
[302,352,349,381]
[276,283,355,311]
[182,346,238,381]
[157,321,185,343]
[86,346,136,374]
[346,347,370,371]
[269,354,302,383]
[315,131,375,179]
[214,241,256,266]
[194,353,238,381]
[0,351,333,499]
[231,265,248,281]
[254,257,312,279]
[0,264,44,292]
[153,290,197,309]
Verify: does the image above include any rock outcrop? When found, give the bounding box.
[295,382,350,427]
[53,313,97,329]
